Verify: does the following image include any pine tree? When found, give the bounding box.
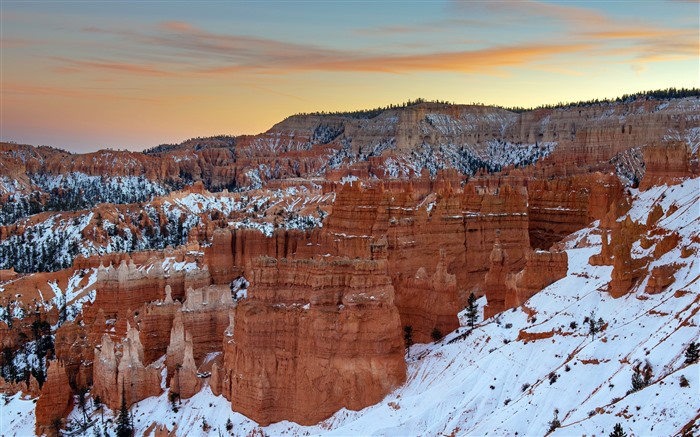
[609,423,628,437]
[685,342,699,365]
[115,385,133,437]
[403,325,413,358]
[466,292,478,329]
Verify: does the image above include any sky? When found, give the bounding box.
[1,1,698,153]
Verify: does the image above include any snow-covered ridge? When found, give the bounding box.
[0,186,331,273]
[32,172,169,205]
[0,172,171,226]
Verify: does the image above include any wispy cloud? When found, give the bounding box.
[54,21,601,77]
[13,2,700,82]
[355,18,489,36]
[0,38,41,49]
[3,83,158,102]
[306,43,595,74]
[53,57,178,77]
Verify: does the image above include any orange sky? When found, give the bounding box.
[1,1,698,152]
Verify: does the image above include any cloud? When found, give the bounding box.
[63,21,596,77]
[0,38,41,49]
[355,18,489,36]
[3,83,158,102]
[306,43,595,74]
[52,7,696,80]
[52,57,179,77]
[449,0,608,27]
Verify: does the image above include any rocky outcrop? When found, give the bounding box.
[138,286,181,366]
[645,264,680,294]
[35,360,72,435]
[168,331,201,400]
[180,285,234,365]
[0,375,40,398]
[218,256,406,426]
[93,259,211,319]
[483,237,510,319]
[506,249,568,309]
[92,324,162,410]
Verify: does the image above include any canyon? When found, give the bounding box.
[0,94,699,436]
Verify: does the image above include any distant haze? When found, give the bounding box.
[1,1,698,153]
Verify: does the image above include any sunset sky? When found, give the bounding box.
[1,1,698,153]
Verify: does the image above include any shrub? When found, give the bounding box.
[548,409,561,433]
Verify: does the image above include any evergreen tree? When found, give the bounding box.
[466,292,478,329]
[403,325,414,358]
[685,342,699,365]
[1,346,16,382]
[587,311,605,339]
[609,423,628,437]
[629,361,653,393]
[115,385,134,437]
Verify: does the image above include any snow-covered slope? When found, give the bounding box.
[3,179,698,437]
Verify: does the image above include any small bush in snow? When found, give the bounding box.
[547,409,561,432]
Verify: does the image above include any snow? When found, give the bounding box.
[46,268,98,323]
[0,392,36,436]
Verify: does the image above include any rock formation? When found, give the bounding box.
[35,360,72,435]
[92,324,162,410]
[506,249,568,308]
[169,330,201,400]
[217,256,406,426]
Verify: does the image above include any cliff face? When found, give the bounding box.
[216,257,406,426]
[639,142,692,190]
[92,258,211,319]
[527,173,624,249]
